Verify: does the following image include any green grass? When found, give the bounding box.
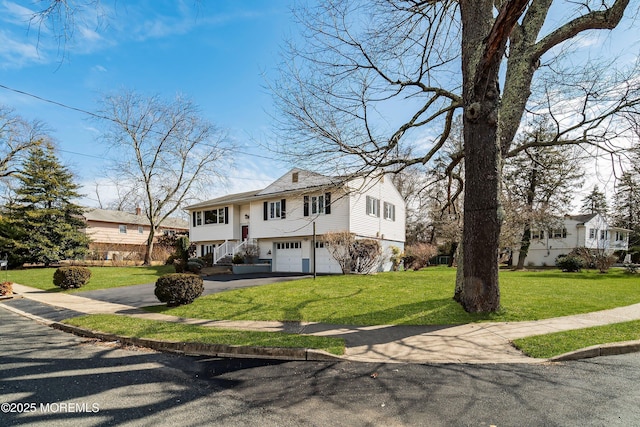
[62,314,345,355]
[145,267,640,325]
[513,320,640,358]
[5,265,175,292]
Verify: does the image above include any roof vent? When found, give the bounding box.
[292,172,299,183]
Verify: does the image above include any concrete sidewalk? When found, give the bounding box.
[4,283,640,364]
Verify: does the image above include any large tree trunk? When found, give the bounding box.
[455,0,528,312]
[515,226,531,270]
[144,227,156,266]
[458,110,502,312]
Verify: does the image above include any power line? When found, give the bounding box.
[0,82,285,164]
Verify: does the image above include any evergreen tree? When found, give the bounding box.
[3,143,89,266]
[580,186,609,216]
[612,169,640,251]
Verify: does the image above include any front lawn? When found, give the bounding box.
[63,314,345,355]
[6,265,175,292]
[145,267,640,325]
[513,320,640,358]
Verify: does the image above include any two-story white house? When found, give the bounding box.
[186,168,406,273]
[512,213,631,267]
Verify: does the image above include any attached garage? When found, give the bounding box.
[274,241,302,272]
[313,241,343,274]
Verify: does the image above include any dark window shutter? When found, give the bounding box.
[376,199,380,217]
[263,201,268,220]
[224,206,229,224]
[281,199,286,219]
[303,196,309,217]
[325,192,331,214]
[192,212,196,227]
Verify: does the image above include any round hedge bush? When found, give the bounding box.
[53,266,92,289]
[555,254,585,272]
[154,273,204,307]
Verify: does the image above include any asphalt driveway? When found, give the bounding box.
[78,273,310,308]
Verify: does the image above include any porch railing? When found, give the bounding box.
[212,239,257,264]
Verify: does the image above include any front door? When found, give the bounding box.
[241,225,249,241]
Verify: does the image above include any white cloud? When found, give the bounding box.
[0,30,44,68]
[1,1,36,25]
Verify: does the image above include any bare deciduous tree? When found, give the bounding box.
[502,119,585,269]
[98,90,232,265]
[0,106,47,182]
[274,0,640,312]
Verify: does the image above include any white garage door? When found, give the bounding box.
[275,241,302,272]
[314,242,343,274]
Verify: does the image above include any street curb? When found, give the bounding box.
[51,322,344,362]
[548,340,640,362]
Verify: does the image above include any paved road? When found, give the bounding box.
[78,273,309,308]
[2,309,640,426]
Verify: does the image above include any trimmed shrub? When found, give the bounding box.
[555,255,584,272]
[232,253,244,264]
[186,258,204,274]
[199,252,214,267]
[154,273,204,307]
[53,266,92,289]
[0,281,13,296]
[188,258,205,267]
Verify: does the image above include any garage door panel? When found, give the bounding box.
[275,241,302,272]
[314,245,343,274]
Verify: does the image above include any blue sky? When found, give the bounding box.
[0,1,638,209]
[0,0,297,206]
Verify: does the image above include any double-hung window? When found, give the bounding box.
[383,202,396,221]
[312,195,325,215]
[264,199,286,220]
[303,193,331,216]
[270,201,281,219]
[589,228,596,239]
[366,196,380,217]
[119,224,127,234]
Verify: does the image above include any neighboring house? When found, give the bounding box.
[82,207,189,260]
[186,168,406,273]
[512,213,631,267]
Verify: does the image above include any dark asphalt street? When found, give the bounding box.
[2,308,640,426]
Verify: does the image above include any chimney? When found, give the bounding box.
[135,206,142,216]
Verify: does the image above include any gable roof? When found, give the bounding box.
[565,213,598,224]
[186,168,344,210]
[257,168,338,196]
[83,208,188,230]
